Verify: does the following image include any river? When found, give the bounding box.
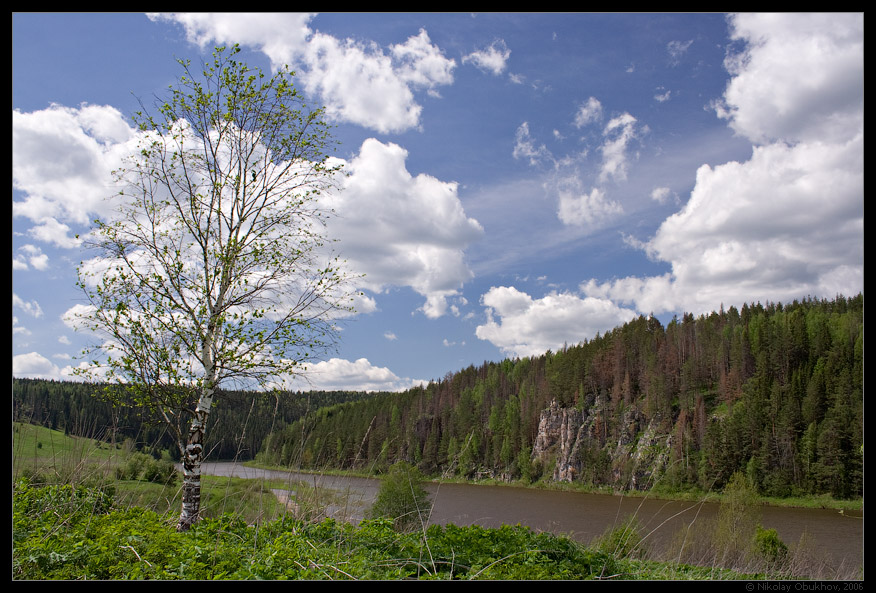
[201,461,863,576]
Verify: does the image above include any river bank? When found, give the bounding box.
[243,459,863,513]
[205,461,863,577]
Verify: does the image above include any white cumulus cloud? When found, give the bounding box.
[281,357,426,392]
[148,12,314,68]
[13,103,135,233]
[649,187,672,205]
[716,12,863,145]
[13,245,50,271]
[475,286,637,358]
[324,138,484,318]
[513,107,633,232]
[13,352,65,380]
[513,122,552,166]
[149,13,456,134]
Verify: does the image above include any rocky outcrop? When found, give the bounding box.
[622,415,673,491]
[531,398,671,491]
[531,399,586,482]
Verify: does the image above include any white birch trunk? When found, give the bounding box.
[177,386,216,531]
[177,333,218,531]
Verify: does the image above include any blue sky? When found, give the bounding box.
[13,13,864,391]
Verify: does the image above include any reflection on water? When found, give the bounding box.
[202,462,862,574]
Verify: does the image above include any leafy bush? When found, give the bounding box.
[421,523,614,579]
[141,457,178,485]
[753,525,788,565]
[116,452,178,485]
[368,461,432,532]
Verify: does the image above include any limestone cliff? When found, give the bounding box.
[531,398,672,491]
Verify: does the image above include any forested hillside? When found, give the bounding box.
[257,294,863,499]
[12,379,371,461]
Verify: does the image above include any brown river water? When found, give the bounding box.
[201,462,863,576]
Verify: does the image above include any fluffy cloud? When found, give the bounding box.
[148,12,314,68]
[716,12,863,145]
[653,87,671,103]
[150,13,456,134]
[586,13,864,316]
[462,39,511,75]
[301,31,452,134]
[28,219,82,250]
[475,286,637,358]
[12,294,42,341]
[513,100,641,232]
[325,138,484,318]
[390,29,457,91]
[12,104,135,232]
[281,357,426,392]
[12,352,68,380]
[13,245,50,271]
[649,187,672,205]
[13,317,29,336]
[309,28,454,131]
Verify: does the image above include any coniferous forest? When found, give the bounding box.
[13,293,863,500]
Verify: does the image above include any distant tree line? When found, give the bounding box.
[12,378,371,461]
[257,294,863,499]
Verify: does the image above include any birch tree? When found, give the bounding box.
[74,45,355,531]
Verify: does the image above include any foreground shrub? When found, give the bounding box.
[115,452,178,485]
[13,480,617,580]
[19,480,808,580]
[753,525,788,566]
[367,461,432,532]
[420,523,615,579]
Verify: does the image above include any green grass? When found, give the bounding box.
[14,478,778,580]
[108,475,284,521]
[13,422,122,486]
[12,422,343,525]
